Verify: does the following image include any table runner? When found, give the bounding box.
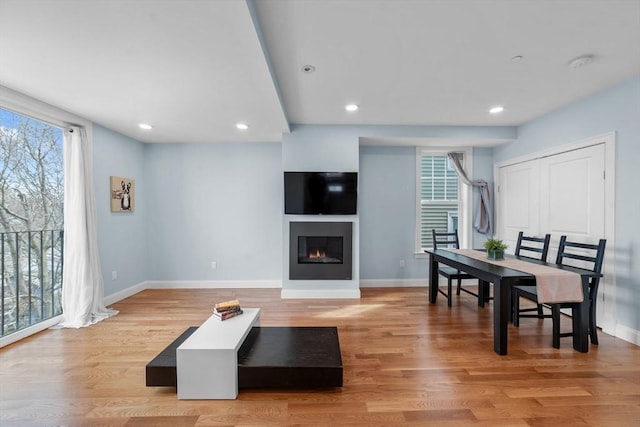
[443,249,584,303]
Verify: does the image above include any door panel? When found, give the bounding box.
[498,161,539,253]
[539,145,605,245]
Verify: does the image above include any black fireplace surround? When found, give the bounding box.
[289,222,353,280]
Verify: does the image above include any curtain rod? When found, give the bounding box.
[1,105,77,132]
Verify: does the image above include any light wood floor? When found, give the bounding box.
[1,287,639,426]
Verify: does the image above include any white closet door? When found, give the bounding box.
[539,144,606,259]
[498,143,607,325]
[498,160,540,253]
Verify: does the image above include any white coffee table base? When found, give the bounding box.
[176,308,260,399]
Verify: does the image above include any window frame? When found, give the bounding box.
[414,147,472,255]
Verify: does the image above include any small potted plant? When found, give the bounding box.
[483,238,508,260]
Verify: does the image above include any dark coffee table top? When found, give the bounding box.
[238,326,342,368]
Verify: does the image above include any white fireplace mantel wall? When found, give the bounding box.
[281,125,361,298]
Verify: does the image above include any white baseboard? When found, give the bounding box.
[359,278,427,288]
[104,281,149,306]
[615,323,640,346]
[281,289,361,299]
[146,280,282,289]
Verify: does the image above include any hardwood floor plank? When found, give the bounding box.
[125,415,199,427]
[1,287,639,426]
[403,408,477,422]
[504,386,592,398]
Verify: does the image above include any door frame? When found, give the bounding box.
[494,132,616,335]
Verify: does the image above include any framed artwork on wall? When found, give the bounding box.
[110,176,135,212]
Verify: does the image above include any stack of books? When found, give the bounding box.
[213,299,243,321]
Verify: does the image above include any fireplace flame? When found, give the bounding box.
[309,249,326,259]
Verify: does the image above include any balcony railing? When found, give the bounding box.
[1,230,64,338]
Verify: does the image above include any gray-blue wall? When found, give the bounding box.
[494,74,640,333]
[359,145,419,280]
[93,125,148,294]
[144,142,283,281]
[94,134,283,292]
[93,125,507,291]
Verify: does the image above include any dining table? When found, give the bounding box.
[425,248,596,355]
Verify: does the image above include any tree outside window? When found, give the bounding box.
[0,108,64,337]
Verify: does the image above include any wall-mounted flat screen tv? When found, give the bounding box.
[284,172,357,215]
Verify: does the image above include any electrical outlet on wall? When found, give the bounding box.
[399,259,405,268]
[111,271,117,281]
[211,261,217,269]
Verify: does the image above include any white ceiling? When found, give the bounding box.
[1,0,639,144]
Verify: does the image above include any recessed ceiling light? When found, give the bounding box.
[345,104,359,112]
[138,123,153,130]
[301,65,316,73]
[236,123,249,130]
[489,106,504,114]
[568,54,594,69]
[511,55,523,62]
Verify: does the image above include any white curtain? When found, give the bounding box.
[447,152,493,235]
[58,126,117,328]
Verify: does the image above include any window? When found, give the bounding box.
[447,211,459,233]
[0,107,64,338]
[416,149,470,251]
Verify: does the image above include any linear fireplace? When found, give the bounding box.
[289,222,353,280]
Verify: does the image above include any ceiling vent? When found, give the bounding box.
[568,55,594,69]
[301,65,316,73]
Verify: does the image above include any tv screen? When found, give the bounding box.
[284,172,357,215]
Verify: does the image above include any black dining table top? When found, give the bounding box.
[425,249,601,280]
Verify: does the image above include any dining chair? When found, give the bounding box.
[431,229,480,307]
[510,232,551,322]
[513,235,606,348]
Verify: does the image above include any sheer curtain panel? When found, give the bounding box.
[58,126,117,328]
